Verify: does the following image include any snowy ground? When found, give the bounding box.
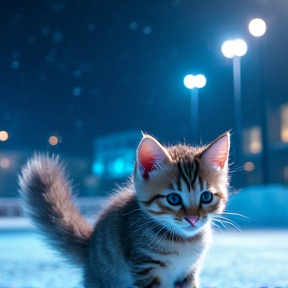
[1,230,288,288]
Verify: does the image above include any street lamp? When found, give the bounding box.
[184,74,206,142]
[221,39,247,166]
[249,18,269,183]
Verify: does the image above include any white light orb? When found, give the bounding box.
[233,39,247,57]
[184,74,195,89]
[249,18,266,37]
[221,41,234,58]
[195,74,206,88]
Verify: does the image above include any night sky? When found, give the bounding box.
[1,0,288,156]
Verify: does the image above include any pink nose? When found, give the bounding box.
[186,216,200,226]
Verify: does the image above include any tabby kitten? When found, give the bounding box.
[19,132,230,288]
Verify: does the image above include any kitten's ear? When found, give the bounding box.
[136,135,171,180]
[200,132,230,172]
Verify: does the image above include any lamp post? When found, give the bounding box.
[184,74,206,143]
[221,39,247,166]
[249,18,269,184]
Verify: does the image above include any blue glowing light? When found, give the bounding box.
[92,162,104,175]
[113,158,125,174]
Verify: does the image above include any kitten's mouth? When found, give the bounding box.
[185,216,200,226]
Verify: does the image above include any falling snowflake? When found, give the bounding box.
[143,26,151,35]
[72,87,82,97]
[129,22,137,31]
[10,61,20,69]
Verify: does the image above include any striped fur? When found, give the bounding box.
[19,133,230,288]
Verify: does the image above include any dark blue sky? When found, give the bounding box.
[1,0,287,155]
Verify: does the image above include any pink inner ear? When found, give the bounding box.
[137,136,169,180]
[215,151,228,169]
[207,149,228,169]
[201,133,229,170]
[138,148,155,173]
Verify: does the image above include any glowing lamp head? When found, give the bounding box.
[221,41,234,58]
[184,75,195,89]
[249,18,266,37]
[222,39,247,58]
[195,74,206,88]
[184,74,206,89]
[234,39,248,57]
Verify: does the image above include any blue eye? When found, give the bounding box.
[201,191,213,204]
[166,193,182,206]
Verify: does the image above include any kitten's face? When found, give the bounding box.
[133,133,230,237]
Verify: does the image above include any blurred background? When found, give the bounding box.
[0,0,287,287]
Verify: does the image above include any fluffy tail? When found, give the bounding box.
[19,154,93,265]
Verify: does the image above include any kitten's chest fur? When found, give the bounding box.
[144,235,209,281]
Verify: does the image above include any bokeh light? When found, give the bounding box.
[221,41,234,58]
[0,131,9,141]
[244,161,255,172]
[49,136,58,146]
[234,39,248,57]
[92,162,104,175]
[0,158,10,168]
[195,74,207,88]
[113,157,125,174]
[184,74,206,89]
[184,75,195,89]
[249,18,266,37]
[282,129,288,142]
[221,39,247,58]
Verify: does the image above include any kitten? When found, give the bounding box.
[19,132,230,288]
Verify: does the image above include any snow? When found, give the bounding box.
[1,230,287,287]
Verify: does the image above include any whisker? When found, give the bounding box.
[132,218,163,236]
[150,224,169,246]
[214,218,242,232]
[132,217,158,227]
[153,230,169,249]
[212,215,241,228]
[213,215,242,231]
[222,211,250,219]
[212,218,232,232]
[210,222,224,233]
[123,208,142,216]
[141,221,162,235]
[229,166,245,173]
[222,211,262,226]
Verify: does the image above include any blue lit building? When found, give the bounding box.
[93,130,141,180]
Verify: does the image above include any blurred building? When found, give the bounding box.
[93,130,141,181]
[269,103,288,185]
[242,89,288,186]
[91,130,141,195]
[0,149,93,198]
[92,125,288,189]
